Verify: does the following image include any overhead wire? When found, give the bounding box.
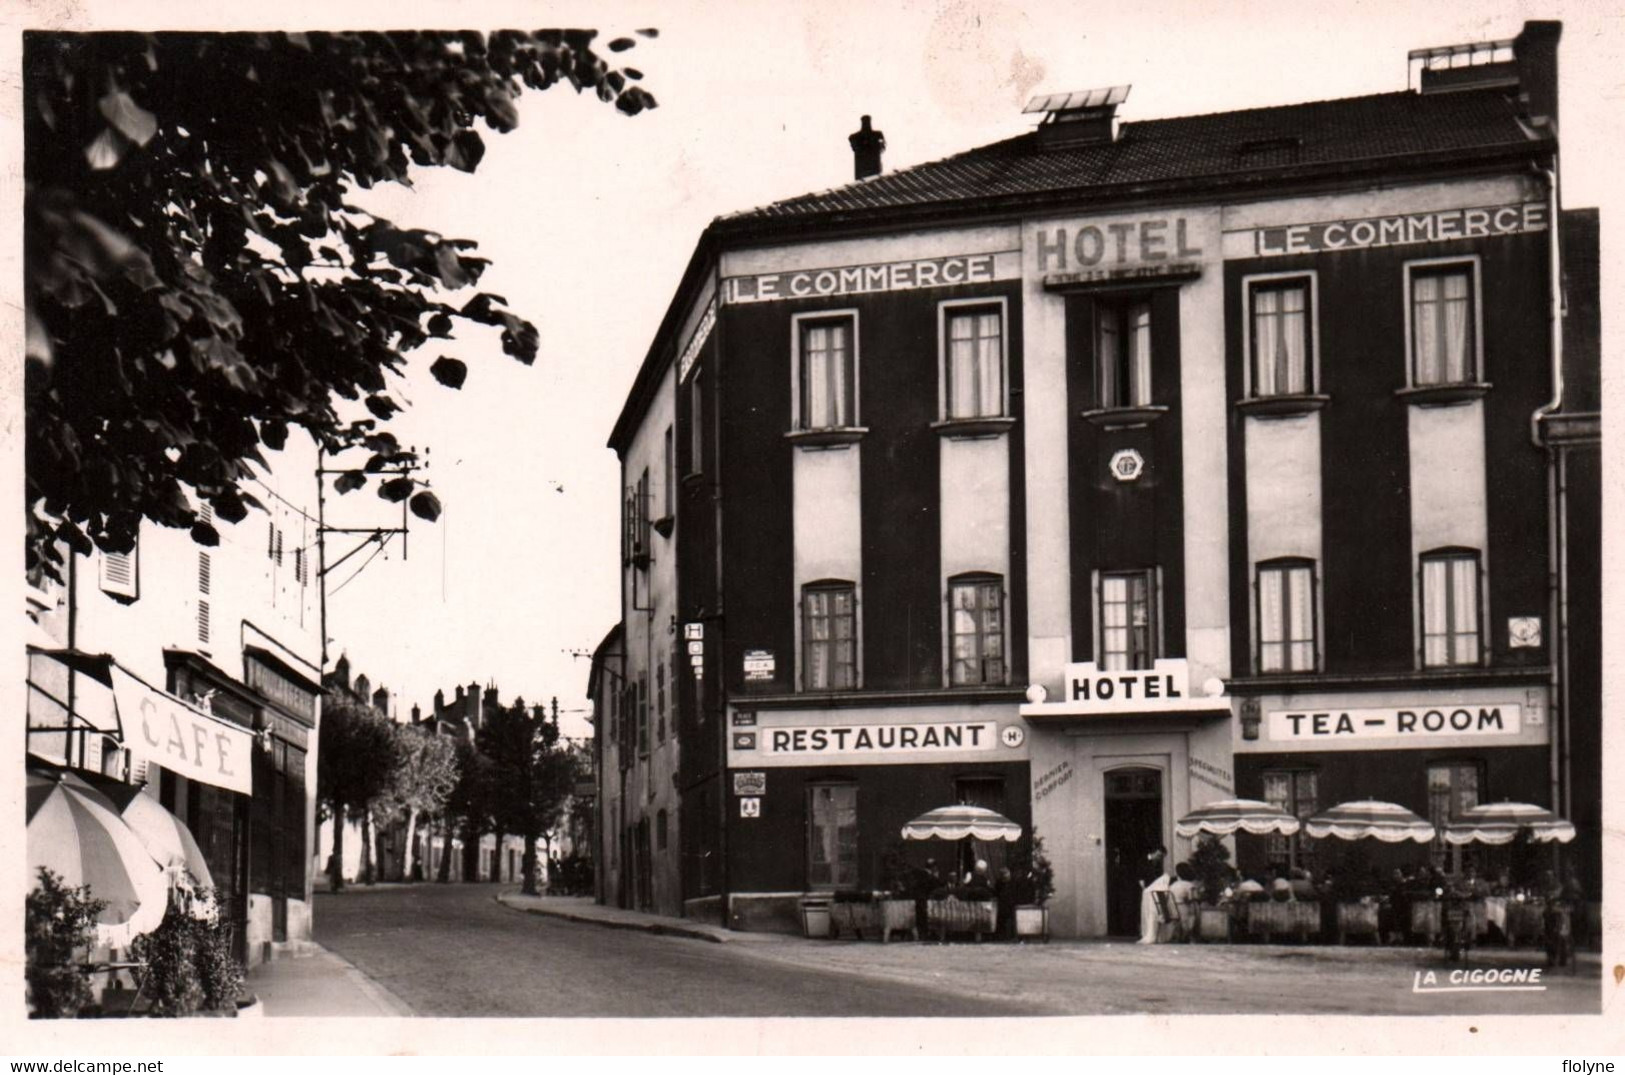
[329,531,395,597]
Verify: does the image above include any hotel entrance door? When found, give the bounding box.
[1104,767,1163,937]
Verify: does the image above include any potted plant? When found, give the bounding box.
[876,843,922,943]
[1189,836,1238,942]
[25,868,106,1019]
[798,894,833,938]
[829,890,878,939]
[927,863,998,942]
[1009,834,1055,939]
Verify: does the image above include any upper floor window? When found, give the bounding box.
[1098,569,1157,671]
[1420,549,1482,667]
[942,302,1006,419]
[99,541,139,602]
[1096,296,1152,409]
[1257,559,1317,674]
[802,581,857,691]
[796,314,857,430]
[1409,261,1478,385]
[948,573,1005,686]
[1249,278,1313,397]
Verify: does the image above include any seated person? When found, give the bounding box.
[1289,866,1317,902]
[1235,877,1267,902]
[1270,865,1295,903]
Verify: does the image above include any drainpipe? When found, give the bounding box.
[1530,161,1563,815]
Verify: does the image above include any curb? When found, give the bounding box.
[494,894,731,945]
[335,950,418,1017]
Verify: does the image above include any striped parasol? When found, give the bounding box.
[91,779,216,889]
[26,769,169,947]
[901,805,1023,842]
[1304,800,1436,843]
[1443,802,1576,845]
[1175,799,1301,838]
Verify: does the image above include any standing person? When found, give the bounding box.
[1138,845,1170,945]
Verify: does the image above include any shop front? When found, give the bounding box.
[723,699,1031,933]
[1230,678,1552,881]
[1020,659,1233,937]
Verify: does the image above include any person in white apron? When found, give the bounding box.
[1138,846,1171,944]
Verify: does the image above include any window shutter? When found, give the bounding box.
[274,527,284,566]
[197,599,211,644]
[130,755,149,785]
[198,551,212,596]
[100,544,139,600]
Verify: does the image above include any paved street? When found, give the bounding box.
[314,883,1601,1018]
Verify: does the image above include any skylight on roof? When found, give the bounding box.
[1023,85,1130,115]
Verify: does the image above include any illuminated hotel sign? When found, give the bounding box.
[721,251,1017,305]
[1020,659,1229,718]
[1240,202,1547,257]
[1267,704,1523,743]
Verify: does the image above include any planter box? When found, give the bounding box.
[799,897,833,939]
[878,899,918,943]
[1198,907,1234,943]
[829,900,878,940]
[1505,901,1544,947]
[926,898,996,942]
[1245,900,1319,942]
[1335,901,1380,944]
[1014,905,1049,940]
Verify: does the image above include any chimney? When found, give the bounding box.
[848,115,885,181]
[411,703,422,725]
[372,686,390,718]
[331,654,351,691]
[1513,20,1561,131]
[354,673,370,702]
[433,689,445,715]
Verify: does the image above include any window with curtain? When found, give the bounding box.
[1411,264,1476,385]
[807,783,858,889]
[944,306,1005,419]
[1262,769,1317,870]
[948,574,1005,686]
[1249,279,1312,397]
[798,316,856,429]
[1099,570,1156,670]
[1421,549,1482,667]
[1257,559,1317,673]
[1427,761,1481,866]
[1096,297,1153,408]
[802,581,857,691]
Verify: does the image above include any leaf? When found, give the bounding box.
[380,476,414,502]
[430,356,467,389]
[484,87,520,132]
[365,395,399,420]
[434,245,469,290]
[334,470,366,494]
[260,418,288,450]
[84,127,130,171]
[98,89,158,147]
[607,37,636,52]
[409,490,442,522]
[191,520,221,546]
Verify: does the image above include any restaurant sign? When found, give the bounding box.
[1267,704,1522,744]
[1238,202,1548,258]
[114,667,253,795]
[764,721,997,756]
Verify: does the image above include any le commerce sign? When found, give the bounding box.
[113,666,253,794]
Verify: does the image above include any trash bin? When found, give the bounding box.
[799,896,833,938]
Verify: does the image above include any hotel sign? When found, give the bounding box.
[721,251,1016,305]
[1267,704,1522,744]
[1035,216,1205,272]
[1021,659,1228,719]
[1242,202,1548,257]
[114,666,253,795]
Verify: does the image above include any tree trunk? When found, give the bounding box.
[493,831,505,882]
[330,801,346,893]
[522,833,539,896]
[360,810,375,885]
[403,809,420,881]
[436,815,452,883]
[461,822,479,882]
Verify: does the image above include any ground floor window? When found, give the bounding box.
[807,783,858,890]
[1428,760,1482,868]
[1262,768,1318,872]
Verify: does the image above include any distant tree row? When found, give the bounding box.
[317,694,584,895]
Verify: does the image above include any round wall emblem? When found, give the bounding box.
[1109,448,1145,482]
[1000,725,1026,748]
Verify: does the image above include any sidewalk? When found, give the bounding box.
[495,890,789,946]
[245,942,415,1017]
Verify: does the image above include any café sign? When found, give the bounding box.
[1268,704,1522,744]
[114,667,253,795]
